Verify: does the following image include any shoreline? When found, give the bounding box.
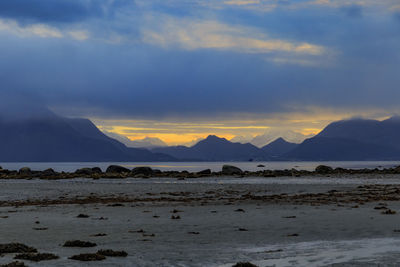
[2,176,400,266]
[1,164,400,180]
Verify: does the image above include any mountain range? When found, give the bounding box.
[0,108,174,162]
[153,116,400,161]
[285,117,400,160]
[231,129,312,147]
[103,132,168,148]
[151,135,268,161]
[2,106,400,162]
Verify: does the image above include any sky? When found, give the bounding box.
[0,0,399,145]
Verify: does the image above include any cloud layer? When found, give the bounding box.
[0,0,399,142]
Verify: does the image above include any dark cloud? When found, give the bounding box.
[0,0,134,24]
[340,5,363,18]
[0,1,398,120]
[395,12,400,22]
[0,90,51,120]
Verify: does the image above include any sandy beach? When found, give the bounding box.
[2,176,400,266]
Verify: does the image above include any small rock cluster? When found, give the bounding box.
[0,242,128,264]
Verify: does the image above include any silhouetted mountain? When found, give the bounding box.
[285,117,400,160]
[261,138,298,158]
[103,132,167,148]
[0,111,174,162]
[152,135,270,161]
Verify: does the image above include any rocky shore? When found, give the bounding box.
[1,164,400,180]
[3,172,400,265]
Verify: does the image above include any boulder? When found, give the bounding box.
[75,168,93,175]
[69,253,105,261]
[91,167,102,173]
[97,249,128,257]
[197,169,211,175]
[315,165,333,174]
[42,168,56,176]
[222,165,243,175]
[131,167,153,176]
[106,165,130,173]
[63,240,96,248]
[18,167,31,175]
[0,243,37,254]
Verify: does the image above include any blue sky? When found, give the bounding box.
[0,0,399,144]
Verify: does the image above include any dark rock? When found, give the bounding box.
[63,240,97,247]
[382,209,396,215]
[170,209,183,213]
[76,214,90,218]
[107,203,124,207]
[42,168,56,176]
[287,233,299,237]
[75,168,94,175]
[0,243,37,254]
[14,253,59,262]
[394,166,400,173]
[97,249,128,257]
[106,165,129,173]
[257,164,265,167]
[18,167,31,175]
[222,165,243,175]
[91,167,102,173]
[90,233,107,237]
[132,167,153,176]
[69,253,106,261]
[315,165,333,174]
[197,169,211,175]
[188,231,200,235]
[235,208,245,212]
[232,262,259,267]
[0,262,27,267]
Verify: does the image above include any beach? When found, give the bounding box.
[2,175,400,266]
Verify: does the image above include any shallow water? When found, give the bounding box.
[220,237,400,266]
[0,161,399,172]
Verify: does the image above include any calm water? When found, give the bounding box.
[0,161,399,173]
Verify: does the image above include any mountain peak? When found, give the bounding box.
[203,135,228,142]
[272,137,286,143]
[261,137,298,156]
[384,115,400,123]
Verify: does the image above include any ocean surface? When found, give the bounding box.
[0,161,399,173]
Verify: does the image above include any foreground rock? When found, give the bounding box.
[14,252,59,262]
[132,167,153,176]
[0,262,26,267]
[232,263,259,267]
[222,165,243,175]
[69,253,106,261]
[106,165,130,173]
[0,243,37,254]
[18,167,31,176]
[315,165,334,174]
[97,249,128,257]
[75,167,102,176]
[63,240,96,247]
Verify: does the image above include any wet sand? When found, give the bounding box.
[1,176,400,266]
